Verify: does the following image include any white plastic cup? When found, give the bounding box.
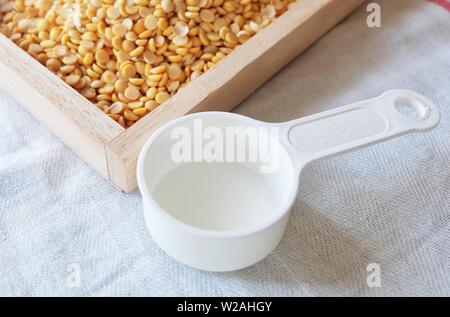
[137,90,440,272]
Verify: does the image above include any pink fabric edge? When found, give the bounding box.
[428,0,450,11]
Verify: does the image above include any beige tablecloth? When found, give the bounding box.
[0,0,449,296]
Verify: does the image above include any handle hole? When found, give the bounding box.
[393,97,427,119]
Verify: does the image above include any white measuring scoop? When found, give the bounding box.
[137,90,440,272]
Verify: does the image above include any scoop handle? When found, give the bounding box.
[279,90,440,170]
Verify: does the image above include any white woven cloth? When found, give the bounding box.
[1,0,449,296]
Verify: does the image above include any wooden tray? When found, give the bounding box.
[0,0,364,192]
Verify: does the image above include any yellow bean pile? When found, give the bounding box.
[0,0,297,127]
